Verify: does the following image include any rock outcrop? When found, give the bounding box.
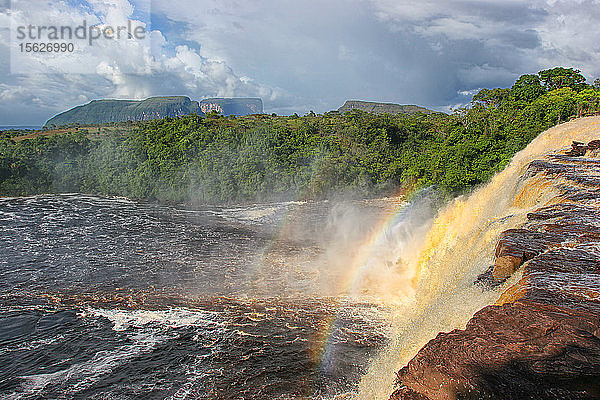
[391,136,600,400]
[199,98,263,116]
[337,101,436,115]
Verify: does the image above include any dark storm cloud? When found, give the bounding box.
[153,0,599,114]
[496,30,541,50]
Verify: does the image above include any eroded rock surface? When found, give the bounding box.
[391,137,600,400]
[391,302,600,400]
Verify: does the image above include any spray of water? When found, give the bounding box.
[356,116,600,399]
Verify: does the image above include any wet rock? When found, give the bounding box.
[475,266,502,289]
[565,141,588,156]
[492,255,522,281]
[390,387,432,400]
[391,302,600,400]
[588,140,600,150]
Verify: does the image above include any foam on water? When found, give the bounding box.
[84,308,225,332]
[12,331,162,399]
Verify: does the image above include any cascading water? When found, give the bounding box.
[356,116,600,399]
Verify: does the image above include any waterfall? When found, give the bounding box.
[357,117,600,399]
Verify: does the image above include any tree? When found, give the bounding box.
[538,67,587,92]
[575,88,600,117]
[206,110,222,119]
[534,87,577,125]
[511,74,545,103]
[472,88,511,108]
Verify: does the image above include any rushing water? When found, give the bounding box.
[0,194,400,399]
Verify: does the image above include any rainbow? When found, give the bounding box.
[247,186,427,376]
[310,197,419,373]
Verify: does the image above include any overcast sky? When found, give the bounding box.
[1,0,599,125]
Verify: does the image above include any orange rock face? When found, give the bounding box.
[391,139,600,400]
[492,255,522,281]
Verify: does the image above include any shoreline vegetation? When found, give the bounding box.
[1,67,599,205]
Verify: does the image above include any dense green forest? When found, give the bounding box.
[1,67,599,205]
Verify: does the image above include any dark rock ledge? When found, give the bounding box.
[391,140,600,400]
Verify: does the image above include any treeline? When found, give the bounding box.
[1,67,599,204]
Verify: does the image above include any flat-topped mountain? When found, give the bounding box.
[45,96,264,127]
[45,96,201,127]
[338,100,435,115]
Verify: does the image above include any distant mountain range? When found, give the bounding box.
[45,97,263,127]
[44,97,433,128]
[337,100,435,115]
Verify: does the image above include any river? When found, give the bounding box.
[0,194,404,399]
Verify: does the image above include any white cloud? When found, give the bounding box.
[458,88,481,97]
[535,0,600,76]
[0,0,290,124]
[1,0,599,125]
[8,0,152,75]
